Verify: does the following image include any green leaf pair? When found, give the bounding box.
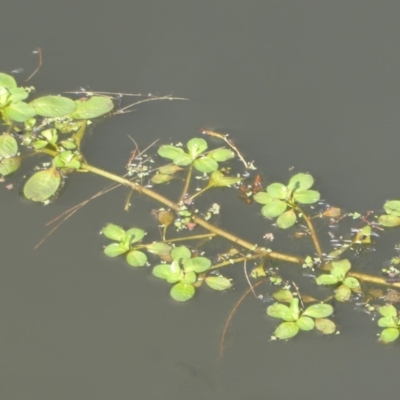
[267,298,335,339]
[157,138,234,174]
[315,259,360,302]
[253,173,320,229]
[0,133,21,176]
[377,305,400,343]
[378,200,400,227]
[102,224,148,267]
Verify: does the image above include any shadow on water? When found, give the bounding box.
[1,2,400,400]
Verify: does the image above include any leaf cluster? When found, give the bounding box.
[253,173,320,229]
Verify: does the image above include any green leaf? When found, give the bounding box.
[377,317,398,328]
[208,148,234,162]
[0,134,18,157]
[379,328,400,344]
[296,316,315,331]
[261,200,287,218]
[288,173,314,191]
[23,167,61,202]
[60,140,77,150]
[172,152,194,166]
[183,257,211,273]
[272,289,293,303]
[125,228,146,244]
[3,101,36,122]
[315,274,339,285]
[0,73,17,88]
[315,318,336,334]
[182,271,197,284]
[335,284,352,302]
[126,250,147,267]
[379,304,398,318]
[205,275,232,290]
[343,277,360,290]
[303,303,333,319]
[274,322,299,340]
[151,173,175,184]
[104,242,129,257]
[152,264,174,280]
[8,87,29,103]
[0,156,21,176]
[266,183,288,199]
[30,96,76,117]
[209,170,242,187]
[146,242,171,257]
[69,96,114,119]
[158,145,185,160]
[289,298,300,321]
[193,156,219,173]
[331,259,351,274]
[159,165,183,175]
[383,200,400,217]
[293,190,320,204]
[32,140,48,150]
[276,209,297,229]
[170,282,195,302]
[171,246,191,260]
[378,214,400,227]
[102,223,126,241]
[253,192,274,205]
[187,138,207,157]
[267,303,295,321]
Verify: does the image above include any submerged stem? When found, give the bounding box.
[179,165,193,203]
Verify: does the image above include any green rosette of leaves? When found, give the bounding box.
[157,138,234,174]
[253,172,320,229]
[378,200,400,227]
[377,305,400,343]
[315,259,361,302]
[267,298,335,340]
[152,245,231,302]
[101,223,171,268]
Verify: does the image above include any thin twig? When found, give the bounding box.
[219,279,265,362]
[25,47,42,82]
[243,259,258,298]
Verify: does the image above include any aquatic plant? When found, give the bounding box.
[2,69,400,356]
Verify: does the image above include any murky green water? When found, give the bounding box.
[1,2,400,399]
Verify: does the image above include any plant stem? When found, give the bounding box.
[179,164,193,203]
[80,161,304,264]
[295,205,323,259]
[166,233,217,243]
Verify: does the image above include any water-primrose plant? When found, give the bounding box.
[4,70,400,354]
